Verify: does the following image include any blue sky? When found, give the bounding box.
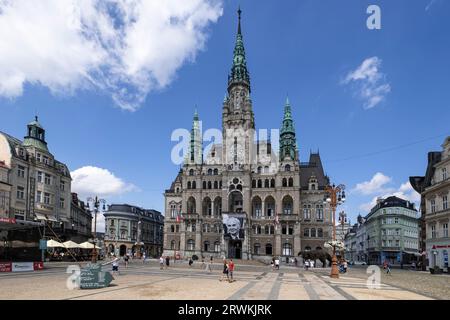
[0,0,449,229]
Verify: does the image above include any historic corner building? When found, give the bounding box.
[163,10,334,261]
[410,136,450,271]
[104,204,164,258]
[0,117,92,261]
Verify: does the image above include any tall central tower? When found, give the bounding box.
[222,8,255,167]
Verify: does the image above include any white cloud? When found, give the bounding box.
[71,165,138,233]
[71,165,138,199]
[343,57,391,109]
[353,172,393,195]
[425,0,440,11]
[0,0,223,111]
[358,181,421,213]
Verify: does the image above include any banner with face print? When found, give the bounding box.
[223,213,246,240]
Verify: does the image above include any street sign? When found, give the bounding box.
[79,263,114,289]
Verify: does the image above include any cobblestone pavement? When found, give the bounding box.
[314,265,450,300]
[0,260,443,300]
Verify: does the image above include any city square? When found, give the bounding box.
[0,259,448,300]
[0,1,449,306]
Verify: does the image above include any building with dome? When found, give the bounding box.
[0,117,86,261]
[163,10,333,262]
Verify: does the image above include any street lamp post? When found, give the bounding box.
[339,211,347,260]
[86,196,106,263]
[324,184,346,279]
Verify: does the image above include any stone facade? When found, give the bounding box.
[68,193,92,242]
[163,10,333,262]
[411,137,450,270]
[0,117,72,231]
[364,196,419,265]
[104,204,164,258]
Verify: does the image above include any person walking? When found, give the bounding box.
[142,252,146,264]
[294,257,298,267]
[124,254,129,268]
[305,259,310,271]
[112,256,120,275]
[228,259,235,282]
[275,257,280,270]
[270,259,275,271]
[159,256,164,270]
[189,257,193,267]
[343,260,348,273]
[386,261,392,275]
[165,256,170,269]
[220,259,229,282]
[310,259,315,268]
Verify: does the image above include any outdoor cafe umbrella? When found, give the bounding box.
[46,239,64,248]
[79,241,101,250]
[62,240,82,249]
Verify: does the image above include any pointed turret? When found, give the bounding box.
[279,97,297,161]
[228,7,250,93]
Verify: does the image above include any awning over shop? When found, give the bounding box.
[59,217,70,223]
[79,242,101,249]
[403,251,421,256]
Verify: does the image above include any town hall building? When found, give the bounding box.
[163,9,333,262]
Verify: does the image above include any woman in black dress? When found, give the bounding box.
[220,259,229,282]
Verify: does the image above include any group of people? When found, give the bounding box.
[304,259,315,270]
[220,258,235,282]
[159,256,171,269]
[339,259,348,273]
[270,257,280,270]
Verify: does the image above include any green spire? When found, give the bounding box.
[279,98,297,161]
[228,7,250,91]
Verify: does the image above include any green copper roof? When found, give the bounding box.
[228,8,250,90]
[28,116,43,129]
[23,136,49,152]
[279,98,297,161]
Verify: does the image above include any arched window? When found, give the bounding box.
[317,228,323,237]
[189,169,194,176]
[257,166,262,174]
[310,228,316,237]
[170,240,175,249]
[213,168,218,175]
[282,178,287,187]
[187,239,195,250]
[265,243,273,255]
[203,198,212,216]
[285,164,291,172]
[264,225,270,234]
[187,197,196,214]
[264,166,269,173]
[265,196,275,217]
[170,225,175,232]
[304,228,310,237]
[219,181,222,188]
[254,243,261,255]
[264,179,269,188]
[252,180,256,188]
[207,169,213,176]
[214,241,220,252]
[187,181,191,189]
[204,241,210,251]
[252,197,262,218]
[208,181,212,189]
[203,181,206,189]
[316,246,322,251]
[257,179,262,188]
[214,181,218,189]
[304,246,311,251]
[270,178,275,188]
[282,195,293,215]
[283,243,293,256]
[214,197,222,216]
[288,177,293,187]
[192,181,196,189]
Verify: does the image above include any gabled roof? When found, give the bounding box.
[300,153,329,189]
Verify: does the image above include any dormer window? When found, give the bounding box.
[285,164,291,172]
